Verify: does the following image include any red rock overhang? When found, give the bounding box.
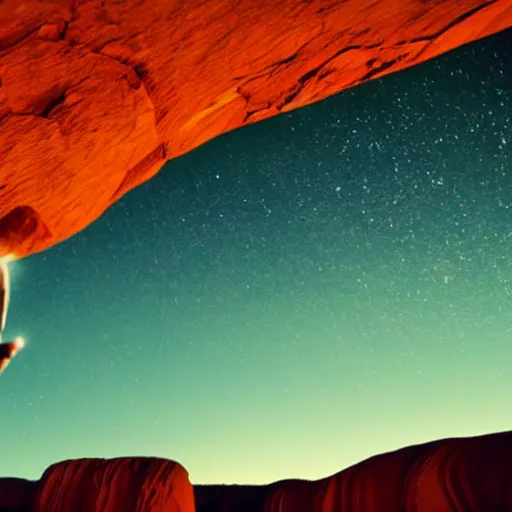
[0,0,510,260]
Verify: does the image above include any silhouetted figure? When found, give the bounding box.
[0,259,9,335]
[0,261,24,374]
[0,337,25,373]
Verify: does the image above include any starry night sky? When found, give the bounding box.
[1,29,511,484]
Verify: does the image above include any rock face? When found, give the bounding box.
[0,433,511,511]
[195,431,512,512]
[0,477,37,511]
[34,457,195,512]
[0,457,195,512]
[0,1,510,260]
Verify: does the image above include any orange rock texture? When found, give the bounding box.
[194,431,512,512]
[0,458,193,512]
[32,457,195,512]
[0,0,511,260]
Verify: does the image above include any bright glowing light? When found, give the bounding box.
[0,258,10,333]
[13,337,26,350]
[0,254,15,264]
[5,258,25,286]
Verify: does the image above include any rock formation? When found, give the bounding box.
[0,477,37,512]
[1,0,510,260]
[1,433,511,511]
[0,457,195,512]
[33,457,195,512]
[194,430,512,512]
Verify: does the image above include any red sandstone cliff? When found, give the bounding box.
[0,458,194,512]
[195,431,512,512]
[0,433,511,511]
[28,456,194,512]
[0,0,511,260]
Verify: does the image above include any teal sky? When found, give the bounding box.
[1,29,511,484]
